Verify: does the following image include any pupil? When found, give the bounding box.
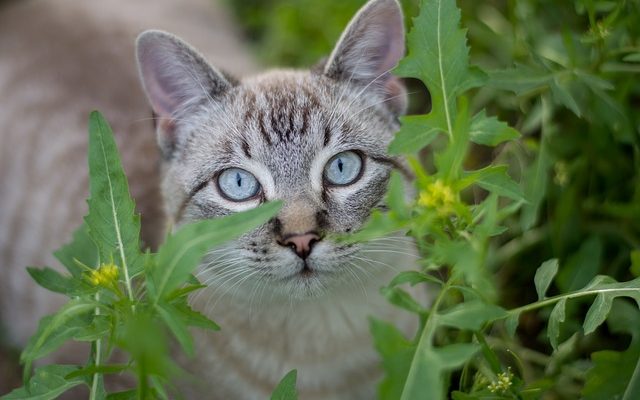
[337,159,343,173]
[235,173,242,187]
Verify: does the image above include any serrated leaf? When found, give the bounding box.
[534,259,559,300]
[395,0,472,138]
[439,301,508,331]
[548,298,566,351]
[85,111,143,292]
[469,110,520,146]
[270,370,298,400]
[26,267,88,296]
[388,115,441,154]
[54,224,98,277]
[472,165,524,202]
[459,165,525,201]
[149,201,281,300]
[2,365,86,400]
[583,293,613,335]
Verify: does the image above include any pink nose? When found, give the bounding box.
[282,233,320,259]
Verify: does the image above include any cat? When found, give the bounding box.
[0,0,419,398]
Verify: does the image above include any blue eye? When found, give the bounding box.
[217,168,261,201]
[324,151,363,186]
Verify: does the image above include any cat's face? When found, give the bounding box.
[137,0,407,300]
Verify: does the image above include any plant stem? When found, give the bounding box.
[400,281,451,400]
[507,287,639,316]
[623,351,640,400]
[89,292,102,400]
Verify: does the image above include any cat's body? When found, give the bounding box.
[0,0,419,398]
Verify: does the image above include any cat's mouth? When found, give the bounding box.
[299,262,315,277]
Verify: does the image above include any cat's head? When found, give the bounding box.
[136,0,409,300]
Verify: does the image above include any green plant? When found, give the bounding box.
[336,0,640,398]
[1,112,285,399]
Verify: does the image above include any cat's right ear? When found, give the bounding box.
[136,30,231,154]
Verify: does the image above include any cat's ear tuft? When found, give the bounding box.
[136,30,232,152]
[324,0,406,114]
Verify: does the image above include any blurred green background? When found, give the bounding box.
[227,0,640,398]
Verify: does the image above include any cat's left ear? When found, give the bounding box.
[324,0,406,115]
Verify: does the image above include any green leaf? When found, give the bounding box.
[583,293,614,335]
[395,0,472,138]
[472,165,525,202]
[583,302,640,400]
[386,172,410,220]
[557,236,603,292]
[65,364,129,379]
[2,365,86,400]
[85,111,143,299]
[173,303,220,331]
[534,259,559,301]
[388,115,441,154]
[370,318,415,400]
[54,224,98,277]
[548,298,566,351]
[401,343,480,400]
[520,101,552,230]
[156,303,194,357]
[270,370,298,400]
[380,287,426,315]
[439,301,508,331]
[623,52,640,62]
[105,390,137,400]
[26,267,88,296]
[387,271,443,287]
[337,210,406,244]
[550,75,583,117]
[469,110,520,146]
[21,300,99,372]
[149,201,281,300]
[488,64,552,95]
[505,312,520,338]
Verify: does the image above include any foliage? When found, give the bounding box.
[1,112,284,399]
[228,0,640,397]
